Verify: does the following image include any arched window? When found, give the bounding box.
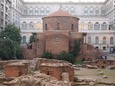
[94,22,100,30]
[84,7,88,15]
[37,22,42,29]
[71,24,74,31]
[88,36,91,44]
[22,21,27,29]
[101,22,107,30]
[29,22,34,29]
[45,24,47,30]
[89,7,93,15]
[46,7,50,14]
[80,22,84,30]
[40,7,44,15]
[71,7,75,13]
[95,8,99,15]
[88,22,93,30]
[35,8,39,15]
[95,37,99,44]
[110,37,113,44]
[29,8,33,15]
[103,37,106,44]
[23,36,26,44]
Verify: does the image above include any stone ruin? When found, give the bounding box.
[4,61,30,77]
[3,73,72,86]
[0,58,74,86]
[85,60,115,69]
[0,58,115,86]
[39,62,74,81]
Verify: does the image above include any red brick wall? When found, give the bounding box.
[45,31,69,54]
[4,65,25,77]
[4,62,30,77]
[22,44,36,59]
[43,17,79,32]
[39,59,74,81]
[36,33,45,57]
[40,66,62,80]
[22,13,84,59]
[77,43,102,61]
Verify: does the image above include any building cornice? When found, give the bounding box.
[23,2,105,5]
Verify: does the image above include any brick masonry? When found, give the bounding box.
[22,10,101,60]
[38,59,74,81]
[4,61,30,77]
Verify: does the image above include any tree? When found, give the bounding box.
[15,43,23,59]
[41,51,53,59]
[0,38,16,60]
[29,33,36,43]
[1,24,21,44]
[70,40,81,57]
[0,24,23,60]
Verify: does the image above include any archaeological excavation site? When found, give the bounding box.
[0,58,115,86]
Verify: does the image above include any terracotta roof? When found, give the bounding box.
[43,9,77,18]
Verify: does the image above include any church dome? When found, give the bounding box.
[43,9,78,19]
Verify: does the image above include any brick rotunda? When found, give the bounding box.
[23,9,84,59]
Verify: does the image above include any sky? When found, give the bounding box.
[23,0,106,2]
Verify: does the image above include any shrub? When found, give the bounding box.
[41,51,53,59]
[58,51,75,64]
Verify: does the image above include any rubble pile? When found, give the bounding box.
[3,73,72,86]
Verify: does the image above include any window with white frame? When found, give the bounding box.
[94,22,100,30]
[84,7,88,15]
[29,22,34,29]
[88,22,93,30]
[29,8,33,15]
[22,21,27,29]
[35,8,39,15]
[101,22,107,30]
[22,36,26,44]
[110,37,113,44]
[40,7,44,15]
[90,7,94,15]
[80,22,84,30]
[95,8,99,15]
[95,37,99,44]
[46,7,50,14]
[103,37,106,44]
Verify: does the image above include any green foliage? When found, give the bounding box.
[58,40,81,64]
[29,34,36,43]
[58,51,75,64]
[41,51,53,59]
[0,38,16,60]
[40,40,81,64]
[0,24,21,44]
[70,40,81,57]
[0,24,23,60]
[15,43,23,59]
[74,61,85,65]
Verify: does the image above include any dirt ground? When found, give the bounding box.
[75,68,115,86]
